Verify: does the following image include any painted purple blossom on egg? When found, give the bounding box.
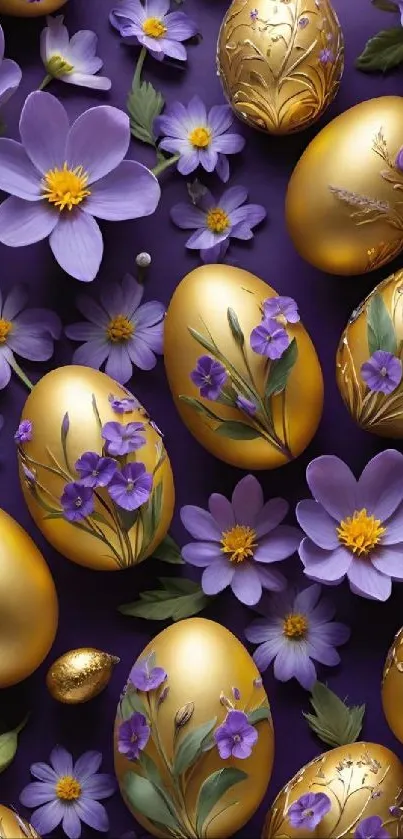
[61,482,95,522]
[118,712,150,761]
[15,419,33,444]
[214,710,258,759]
[361,351,402,395]
[101,421,146,456]
[130,655,167,691]
[190,355,227,400]
[75,452,117,488]
[40,16,111,90]
[287,792,331,830]
[0,285,61,390]
[250,318,290,360]
[108,462,153,511]
[109,394,140,414]
[354,816,391,839]
[262,296,300,325]
[110,0,198,62]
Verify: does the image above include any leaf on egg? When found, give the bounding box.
[127,78,165,146]
[179,395,223,422]
[227,307,245,348]
[0,715,29,774]
[137,752,175,816]
[152,534,184,564]
[247,704,272,725]
[120,688,147,721]
[195,768,247,835]
[173,717,218,777]
[214,420,262,440]
[371,0,399,11]
[118,577,210,622]
[355,27,403,73]
[91,394,102,432]
[188,326,217,355]
[265,338,298,400]
[123,772,180,831]
[117,507,139,533]
[366,293,397,355]
[303,682,365,749]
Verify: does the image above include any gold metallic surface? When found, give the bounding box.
[217,0,343,135]
[114,618,275,838]
[164,264,323,469]
[0,806,41,838]
[0,0,67,15]
[286,96,403,275]
[382,627,403,744]
[46,647,120,704]
[18,366,175,571]
[0,508,58,688]
[263,742,403,838]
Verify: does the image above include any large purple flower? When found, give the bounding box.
[130,655,167,691]
[101,421,146,456]
[40,15,111,90]
[61,482,95,522]
[355,816,390,839]
[361,350,402,395]
[0,285,60,390]
[154,96,245,182]
[262,296,300,325]
[110,0,198,62]
[190,355,227,400]
[287,792,331,831]
[245,584,350,690]
[0,24,22,109]
[19,746,116,839]
[297,449,403,602]
[181,475,301,606]
[108,462,152,511]
[250,318,290,360]
[118,713,150,761]
[171,184,266,262]
[75,452,117,488]
[214,711,258,760]
[0,91,160,282]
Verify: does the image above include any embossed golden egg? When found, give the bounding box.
[0,0,67,15]
[262,742,403,838]
[336,269,403,438]
[217,0,343,135]
[0,806,41,837]
[46,648,120,704]
[382,627,403,744]
[114,617,274,839]
[0,508,58,688]
[286,96,403,275]
[17,366,175,571]
[164,264,323,470]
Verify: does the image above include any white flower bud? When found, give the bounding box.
[136,252,151,268]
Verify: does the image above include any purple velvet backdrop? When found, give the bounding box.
[1,0,403,836]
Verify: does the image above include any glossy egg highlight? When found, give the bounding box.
[0,806,41,837]
[382,627,403,744]
[0,0,67,15]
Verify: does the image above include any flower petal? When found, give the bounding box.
[182,541,222,567]
[186,227,224,250]
[0,196,58,246]
[74,750,102,782]
[253,636,284,672]
[358,449,403,521]
[67,29,100,67]
[0,348,11,389]
[49,210,103,282]
[0,139,41,200]
[66,106,130,184]
[105,344,132,384]
[127,336,156,370]
[383,502,403,544]
[202,556,234,594]
[231,204,266,229]
[159,38,187,61]
[371,544,403,580]
[74,799,109,832]
[81,773,117,799]
[215,153,229,183]
[231,562,262,605]
[347,559,392,601]
[254,498,288,538]
[8,329,54,361]
[62,71,111,90]
[180,505,222,540]
[0,59,22,109]
[187,94,207,127]
[177,148,200,176]
[277,644,317,690]
[75,293,109,327]
[212,133,245,154]
[245,619,281,645]
[62,806,81,839]
[309,621,351,649]
[294,583,322,615]
[65,322,101,341]
[30,801,64,836]
[306,455,357,520]
[296,499,339,549]
[254,525,301,563]
[231,475,263,526]
[305,637,341,667]
[30,762,58,783]
[72,338,110,369]
[255,564,287,592]
[19,91,69,174]
[84,161,160,220]
[208,493,235,531]
[19,782,56,807]
[300,538,352,582]
[208,104,233,135]
[50,745,74,776]
[219,185,248,213]
[165,11,198,39]
[170,202,206,229]
[199,146,218,173]
[134,300,165,327]
[1,284,28,320]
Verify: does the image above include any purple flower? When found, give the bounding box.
[171,184,266,263]
[75,451,117,488]
[355,816,391,839]
[319,47,334,64]
[0,25,21,109]
[61,481,95,522]
[361,350,402,395]
[22,463,36,485]
[298,16,309,28]
[0,91,160,282]
[245,583,350,690]
[108,462,152,511]
[130,656,167,691]
[101,421,146,456]
[40,15,111,90]
[236,395,257,416]
[288,792,331,830]
[0,285,61,390]
[65,274,165,382]
[232,686,241,700]
[190,355,227,400]
[181,474,301,606]
[154,96,245,183]
[250,318,290,360]
[262,296,300,325]
[19,746,116,839]
[297,449,403,602]
[118,712,150,761]
[398,0,403,25]
[109,394,140,414]
[110,0,198,62]
[250,9,258,21]
[15,419,33,444]
[214,710,258,760]
[396,144,403,171]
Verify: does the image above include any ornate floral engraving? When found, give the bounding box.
[383,627,403,685]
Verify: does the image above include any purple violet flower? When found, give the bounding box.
[154,96,245,183]
[15,419,33,444]
[298,16,309,28]
[232,686,241,700]
[40,15,111,90]
[190,355,227,400]
[355,816,391,839]
[361,350,402,395]
[236,395,257,416]
[262,296,300,325]
[109,394,140,414]
[0,285,61,390]
[118,712,150,761]
[101,421,146,456]
[19,746,116,839]
[0,25,22,109]
[250,9,259,21]
[287,792,331,830]
[61,482,95,522]
[396,145,403,171]
[22,463,36,485]
[0,91,160,282]
[108,462,152,511]
[250,318,290,360]
[214,710,258,760]
[65,274,165,383]
[110,0,198,62]
[75,451,117,488]
[181,474,301,606]
[319,47,334,64]
[130,655,167,691]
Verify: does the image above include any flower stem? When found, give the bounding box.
[132,46,147,90]
[14,713,30,734]
[152,153,180,177]
[8,356,34,391]
[38,74,52,91]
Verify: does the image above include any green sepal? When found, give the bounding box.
[118,577,210,622]
[355,27,403,72]
[303,682,366,748]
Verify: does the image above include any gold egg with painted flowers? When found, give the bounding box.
[0,0,67,15]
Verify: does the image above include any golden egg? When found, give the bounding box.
[46,647,120,704]
[0,0,67,15]
[262,742,403,838]
[217,0,343,135]
[286,96,403,275]
[0,806,41,837]
[336,269,403,437]
[114,617,274,839]
[382,627,403,744]
[164,264,323,470]
[0,508,58,687]
[17,366,175,572]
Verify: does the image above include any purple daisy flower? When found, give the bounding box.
[0,25,22,109]
[61,482,95,522]
[110,0,198,62]
[214,710,258,760]
[361,350,402,395]
[65,274,165,383]
[181,474,301,607]
[118,712,150,761]
[171,184,266,262]
[130,655,167,691]
[319,47,334,64]
[0,285,60,390]
[262,296,300,325]
[250,318,290,360]
[108,462,152,511]
[109,394,140,414]
[297,449,403,602]
[19,746,116,839]
[101,421,146,456]
[236,395,257,416]
[15,419,33,444]
[154,96,245,183]
[287,792,331,830]
[75,452,117,488]
[190,355,227,400]
[355,816,391,839]
[0,91,160,282]
[245,583,350,690]
[40,16,111,90]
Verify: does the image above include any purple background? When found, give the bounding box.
[1,0,403,837]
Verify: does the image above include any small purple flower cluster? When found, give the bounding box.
[250,295,300,361]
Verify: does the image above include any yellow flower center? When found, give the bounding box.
[0,318,12,344]
[106,315,134,343]
[142,16,167,37]
[206,207,230,233]
[55,776,82,801]
[189,126,211,148]
[46,54,74,77]
[42,163,91,212]
[283,613,309,639]
[337,508,385,556]
[221,524,257,563]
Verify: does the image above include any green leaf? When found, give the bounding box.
[119,579,210,622]
[227,308,244,347]
[179,395,223,422]
[43,512,65,520]
[0,716,29,774]
[188,326,216,355]
[118,506,139,533]
[158,577,198,594]
[152,534,184,564]
[372,0,399,11]
[265,338,298,399]
[303,682,366,749]
[367,294,397,354]
[91,394,102,432]
[196,768,247,836]
[120,689,147,721]
[151,481,163,534]
[60,412,70,472]
[123,772,180,831]
[355,27,403,72]
[127,80,164,145]
[214,421,262,440]
[247,705,272,725]
[173,717,217,777]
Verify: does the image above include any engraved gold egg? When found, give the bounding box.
[286,96,403,275]
[217,0,343,135]
[113,617,274,839]
[17,366,175,571]
[0,0,67,15]
[0,806,41,838]
[382,627,403,744]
